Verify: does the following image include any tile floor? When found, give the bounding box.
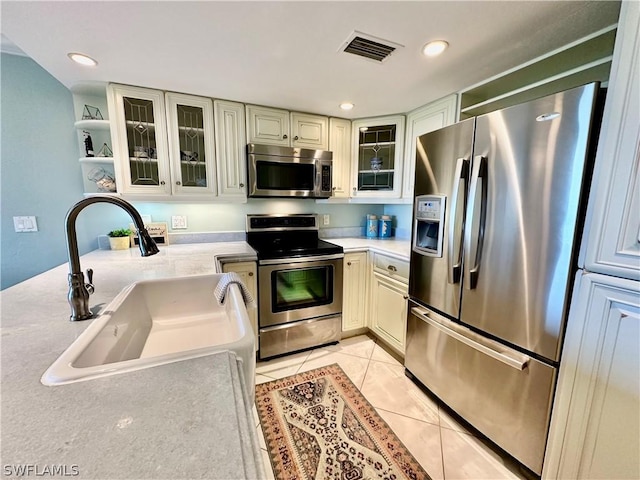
[252,334,531,480]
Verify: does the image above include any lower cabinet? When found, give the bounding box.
[341,250,409,353]
[221,261,258,350]
[342,252,368,332]
[370,272,408,354]
[543,272,639,479]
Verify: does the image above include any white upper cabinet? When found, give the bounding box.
[108,84,171,196]
[245,105,290,146]
[581,1,640,281]
[402,95,458,200]
[328,117,352,198]
[290,112,328,149]
[246,105,329,150]
[165,92,216,197]
[214,100,247,199]
[108,84,248,201]
[351,115,405,199]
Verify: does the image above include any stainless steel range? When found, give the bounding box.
[246,214,343,359]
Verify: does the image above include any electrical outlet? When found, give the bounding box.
[323,214,330,226]
[171,215,188,229]
[13,216,38,232]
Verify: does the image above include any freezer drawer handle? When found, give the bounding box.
[448,157,468,284]
[411,306,529,370]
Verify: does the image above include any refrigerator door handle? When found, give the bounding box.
[410,306,530,370]
[463,155,487,289]
[447,157,468,284]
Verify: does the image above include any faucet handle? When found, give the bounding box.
[85,268,95,295]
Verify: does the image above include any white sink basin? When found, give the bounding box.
[42,274,256,395]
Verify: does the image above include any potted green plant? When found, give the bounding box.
[107,228,132,250]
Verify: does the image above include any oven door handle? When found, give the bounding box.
[258,253,344,266]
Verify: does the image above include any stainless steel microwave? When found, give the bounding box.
[247,144,333,198]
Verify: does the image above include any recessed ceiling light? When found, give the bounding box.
[340,102,354,111]
[422,40,449,57]
[67,52,98,67]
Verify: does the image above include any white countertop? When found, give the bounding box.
[1,241,261,479]
[0,237,408,478]
[326,237,411,261]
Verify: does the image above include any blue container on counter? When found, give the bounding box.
[366,214,378,238]
[379,215,392,238]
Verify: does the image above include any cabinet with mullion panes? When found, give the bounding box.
[109,84,171,196]
[351,115,405,198]
[165,92,216,196]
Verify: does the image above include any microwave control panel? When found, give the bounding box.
[413,194,446,257]
[321,164,332,192]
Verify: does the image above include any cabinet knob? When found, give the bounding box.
[332,187,336,191]
[239,183,245,188]
[387,265,398,272]
[403,295,409,300]
[347,262,352,266]
[160,180,166,185]
[293,136,299,141]
[352,187,356,192]
[176,181,181,186]
[248,272,254,277]
[282,134,288,139]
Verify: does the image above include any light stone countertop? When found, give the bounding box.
[1,242,261,479]
[0,238,408,478]
[326,237,411,261]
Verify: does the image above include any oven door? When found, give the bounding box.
[258,254,343,328]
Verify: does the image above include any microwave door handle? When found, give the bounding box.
[463,155,487,290]
[447,157,468,284]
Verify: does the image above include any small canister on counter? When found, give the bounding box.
[366,214,378,238]
[379,215,392,238]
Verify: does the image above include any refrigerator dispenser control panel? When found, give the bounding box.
[413,194,446,257]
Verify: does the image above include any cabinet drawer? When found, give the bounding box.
[372,252,409,282]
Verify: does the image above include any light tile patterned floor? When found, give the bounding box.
[253,334,529,480]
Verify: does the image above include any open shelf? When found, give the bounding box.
[459,25,617,119]
[74,119,111,130]
[79,156,114,164]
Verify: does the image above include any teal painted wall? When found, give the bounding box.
[384,204,413,238]
[0,53,113,290]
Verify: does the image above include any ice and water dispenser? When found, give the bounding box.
[413,195,446,257]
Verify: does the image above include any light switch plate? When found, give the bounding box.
[323,214,330,226]
[171,215,188,229]
[13,216,38,232]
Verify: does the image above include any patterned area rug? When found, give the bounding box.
[255,364,431,480]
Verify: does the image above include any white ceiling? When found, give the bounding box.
[1,1,621,119]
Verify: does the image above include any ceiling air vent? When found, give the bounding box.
[340,31,403,63]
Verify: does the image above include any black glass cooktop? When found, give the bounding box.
[245,214,343,261]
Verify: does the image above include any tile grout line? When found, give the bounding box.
[374,406,441,429]
[438,408,447,480]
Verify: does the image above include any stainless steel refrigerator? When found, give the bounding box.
[404,82,601,475]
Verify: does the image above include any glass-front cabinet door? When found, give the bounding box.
[165,92,216,196]
[108,84,171,195]
[351,115,405,198]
